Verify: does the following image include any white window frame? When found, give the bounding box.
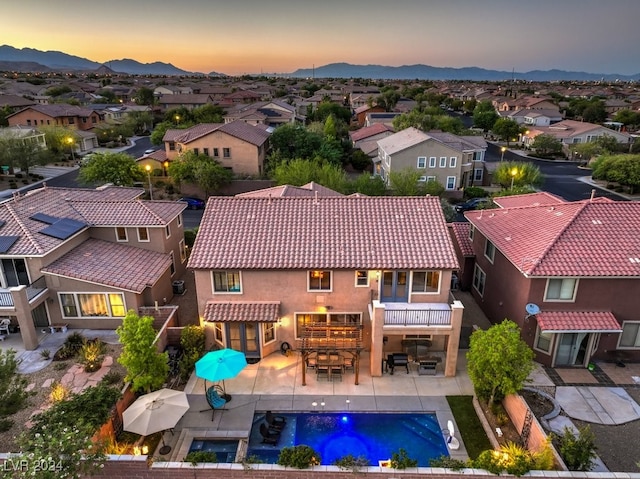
[212,270,242,293]
[484,240,495,263]
[428,157,436,168]
[439,156,447,168]
[417,156,426,168]
[426,175,436,182]
[137,227,150,242]
[179,239,187,262]
[411,270,441,294]
[418,175,427,182]
[213,322,224,344]
[115,227,128,242]
[472,264,486,297]
[263,322,276,345]
[449,156,457,168]
[355,270,369,287]
[474,168,484,182]
[308,270,332,292]
[446,176,456,190]
[544,278,578,302]
[618,321,640,349]
[469,225,475,241]
[177,214,183,227]
[169,251,176,276]
[534,326,553,354]
[59,292,126,319]
[165,224,171,238]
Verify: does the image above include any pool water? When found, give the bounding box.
[247,412,449,466]
[188,439,239,463]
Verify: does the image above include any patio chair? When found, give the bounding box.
[316,364,330,381]
[203,385,227,421]
[260,422,281,445]
[266,410,286,431]
[330,364,343,381]
[0,318,11,335]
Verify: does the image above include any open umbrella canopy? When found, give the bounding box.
[195,348,247,383]
[123,388,189,437]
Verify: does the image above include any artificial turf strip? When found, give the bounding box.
[446,395,492,459]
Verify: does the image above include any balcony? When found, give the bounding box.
[383,303,451,327]
[26,276,47,302]
[0,276,48,308]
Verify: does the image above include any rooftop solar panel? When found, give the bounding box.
[0,235,19,253]
[39,218,86,240]
[30,213,59,224]
[0,220,5,229]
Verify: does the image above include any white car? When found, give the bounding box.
[144,148,156,155]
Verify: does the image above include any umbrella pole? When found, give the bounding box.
[221,379,231,402]
[158,430,171,456]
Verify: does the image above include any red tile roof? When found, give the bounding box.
[466,200,640,277]
[236,182,343,198]
[492,192,565,209]
[163,121,270,146]
[203,301,280,322]
[349,123,393,142]
[449,223,474,257]
[71,200,185,226]
[537,311,622,332]
[41,239,171,293]
[189,196,458,270]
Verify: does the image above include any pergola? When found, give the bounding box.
[296,322,364,386]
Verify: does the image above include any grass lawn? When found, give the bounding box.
[447,395,492,459]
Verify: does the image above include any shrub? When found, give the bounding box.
[473,442,534,476]
[185,450,218,465]
[0,418,13,432]
[54,344,76,361]
[464,186,488,199]
[554,426,597,471]
[390,448,418,469]
[40,349,51,360]
[333,454,369,472]
[49,382,69,402]
[0,349,30,418]
[80,339,106,372]
[64,332,86,353]
[429,455,468,470]
[101,370,123,386]
[179,325,206,381]
[278,445,320,469]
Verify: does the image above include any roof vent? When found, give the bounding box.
[592,219,602,224]
[630,258,640,264]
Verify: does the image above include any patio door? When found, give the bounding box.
[555,333,589,366]
[226,323,259,359]
[380,271,409,302]
[31,302,49,328]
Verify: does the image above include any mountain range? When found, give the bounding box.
[1,45,638,81]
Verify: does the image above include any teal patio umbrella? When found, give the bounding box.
[195,348,247,401]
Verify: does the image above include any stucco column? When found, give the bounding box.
[369,301,386,377]
[11,287,39,351]
[444,300,464,377]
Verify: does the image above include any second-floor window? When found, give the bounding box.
[439,157,447,168]
[544,278,577,301]
[469,225,475,241]
[223,148,231,158]
[619,321,640,349]
[449,157,457,168]
[411,271,440,293]
[137,227,149,242]
[473,264,486,296]
[355,270,369,287]
[115,227,127,242]
[484,240,495,263]
[213,148,219,157]
[212,271,241,293]
[308,270,331,291]
[429,157,436,168]
[417,157,426,168]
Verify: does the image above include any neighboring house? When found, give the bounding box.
[157,94,215,112]
[375,127,488,192]
[236,181,344,198]
[353,104,385,127]
[6,104,105,131]
[349,123,394,149]
[365,112,401,127]
[188,194,463,382]
[0,94,35,111]
[503,108,564,126]
[0,186,187,350]
[154,85,194,96]
[0,125,47,150]
[454,193,640,368]
[223,100,301,127]
[162,121,271,176]
[523,119,633,150]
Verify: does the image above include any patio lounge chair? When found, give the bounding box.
[0,318,11,335]
[266,410,286,431]
[204,385,227,421]
[260,422,281,445]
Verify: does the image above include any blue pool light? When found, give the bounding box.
[341,415,349,423]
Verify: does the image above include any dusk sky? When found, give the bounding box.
[4,0,640,76]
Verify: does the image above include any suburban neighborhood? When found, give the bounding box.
[0,60,639,478]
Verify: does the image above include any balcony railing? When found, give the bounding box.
[0,291,12,307]
[26,276,47,301]
[384,307,451,327]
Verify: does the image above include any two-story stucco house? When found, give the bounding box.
[0,186,187,350]
[375,127,488,192]
[162,121,271,176]
[453,193,640,368]
[188,194,464,384]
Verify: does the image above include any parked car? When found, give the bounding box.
[144,148,156,155]
[454,197,492,213]
[179,197,205,210]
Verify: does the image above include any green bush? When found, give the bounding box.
[464,186,488,199]
[185,450,218,465]
[101,370,123,386]
[0,349,30,419]
[333,454,369,472]
[554,426,597,471]
[390,448,418,469]
[278,445,320,469]
[473,442,534,476]
[79,339,106,372]
[429,455,468,470]
[179,325,206,381]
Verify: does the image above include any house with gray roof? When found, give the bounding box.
[188,194,464,383]
[0,186,187,350]
[376,127,488,194]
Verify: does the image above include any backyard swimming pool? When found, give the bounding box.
[246,412,449,466]
[188,439,240,463]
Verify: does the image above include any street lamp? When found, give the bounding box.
[66,137,75,163]
[510,167,518,190]
[175,114,180,125]
[145,164,153,200]
[500,146,506,162]
[163,160,169,177]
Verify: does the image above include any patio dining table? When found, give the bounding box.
[316,353,344,379]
